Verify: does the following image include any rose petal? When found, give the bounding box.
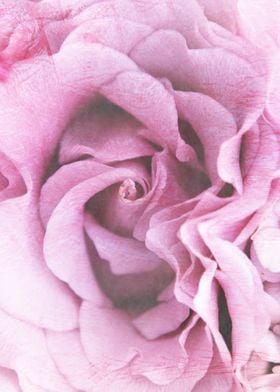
[0,368,20,392]
[0,195,79,331]
[99,70,186,160]
[238,0,280,49]
[250,373,280,392]
[62,17,153,53]
[85,213,162,274]
[40,159,110,226]
[134,150,206,240]
[0,153,27,201]
[44,166,146,301]
[129,28,265,128]
[132,297,189,340]
[192,346,241,392]
[80,301,187,385]
[198,0,238,32]
[73,0,208,48]
[202,237,270,366]
[60,102,155,164]
[0,308,74,392]
[175,91,240,188]
[47,330,97,391]
[253,227,280,273]
[254,330,280,363]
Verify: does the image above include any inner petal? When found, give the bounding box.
[87,159,151,237]
[87,234,175,317]
[119,178,144,201]
[59,99,156,165]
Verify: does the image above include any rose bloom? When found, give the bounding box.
[0,0,279,391]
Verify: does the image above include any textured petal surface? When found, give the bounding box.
[0,0,279,390]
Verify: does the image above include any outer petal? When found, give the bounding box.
[79,301,188,385]
[0,368,20,392]
[175,91,239,187]
[43,166,145,301]
[0,194,79,330]
[0,308,74,392]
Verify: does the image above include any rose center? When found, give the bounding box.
[119,178,144,201]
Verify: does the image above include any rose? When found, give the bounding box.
[0,0,279,391]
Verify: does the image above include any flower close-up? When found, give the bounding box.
[0,0,279,391]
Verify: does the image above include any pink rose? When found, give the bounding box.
[0,0,279,391]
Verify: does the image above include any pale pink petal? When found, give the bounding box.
[192,262,232,366]
[178,319,213,391]
[85,214,162,275]
[0,308,74,392]
[0,195,79,331]
[132,297,189,340]
[237,0,280,49]
[0,153,27,201]
[251,198,280,274]
[59,101,155,165]
[253,227,280,273]
[40,159,110,226]
[54,37,191,161]
[80,301,188,385]
[73,0,208,48]
[192,124,279,244]
[44,167,138,302]
[134,151,207,240]
[62,17,153,53]
[198,0,238,32]
[245,352,269,381]
[266,53,280,125]
[0,56,68,183]
[254,330,280,363]
[47,330,97,391]
[88,161,151,237]
[263,283,280,325]
[250,373,280,392]
[129,27,265,128]
[0,368,20,392]
[203,237,270,367]
[99,70,186,160]
[175,91,240,187]
[0,2,49,63]
[193,346,241,392]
